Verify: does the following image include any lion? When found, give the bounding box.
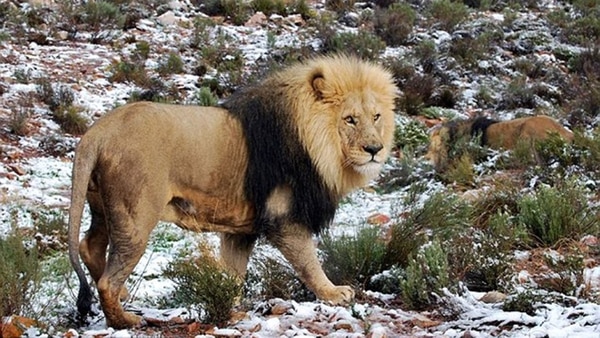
[425,115,574,171]
[68,55,397,329]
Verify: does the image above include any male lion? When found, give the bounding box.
[425,115,574,171]
[68,55,397,328]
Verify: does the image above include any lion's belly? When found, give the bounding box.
[161,195,256,234]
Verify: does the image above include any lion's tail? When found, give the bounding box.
[68,135,98,319]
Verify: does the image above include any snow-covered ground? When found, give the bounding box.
[1,0,600,337]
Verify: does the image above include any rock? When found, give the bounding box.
[284,14,305,26]
[367,213,391,225]
[55,30,70,40]
[157,11,179,26]
[211,328,242,338]
[245,12,268,27]
[1,316,37,338]
[9,164,26,176]
[410,314,440,328]
[479,291,507,303]
[333,320,354,331]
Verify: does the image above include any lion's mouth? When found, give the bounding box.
[353,160,382,175]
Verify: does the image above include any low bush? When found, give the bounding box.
[373,3,416,47]
[427,0,469,32]
[321,227,387,288]
[108,59,150,86]
[163,244,243,325]
[325,0,355,14]
[385,190,473,268]
[318,24,386,60]
[0,229,41,319]
[517,181,599,247]
[157,52,185,76]
[441,153,475,187]
[246,251,314,302]
[252,0,288,16]
[196,86,219,106]
[52,104,88,135]
[399,240,451,310]
[393,119,429,152]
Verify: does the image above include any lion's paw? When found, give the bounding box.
[320,285,355,305]
[107,312,144,329]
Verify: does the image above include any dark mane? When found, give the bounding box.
[470,117,499,146]
[222,81,337,235]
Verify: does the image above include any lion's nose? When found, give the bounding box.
[363,144,383,156]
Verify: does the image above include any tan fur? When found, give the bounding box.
[425,115,574,171]
[68,55,397,329]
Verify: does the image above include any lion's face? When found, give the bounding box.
[337,91,391,178]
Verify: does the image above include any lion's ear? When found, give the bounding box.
[311,73,326,100]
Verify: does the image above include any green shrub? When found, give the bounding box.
[163,245,243,325]
[108,59,150,86]
[288,0,312,19]
[13,68,32,84]
[427,0,469,32]
[500,76,538,109]
[246,251,314,302]
[325,0,355,13]
[196,86,219,106]
[252,0,288,16]
[53,104,89,135]
[9,107,31,136]
[222,0,251,25]
[393,119,429,151]
[538,247,585,295]
[134,40,151,61]
[564,15,600,45]
[517,181,599,247]
[502,290,539,315]
[385,190,473,268]
[321,227,387,287]
[399,240,451,310]
[373,3,416,47]
[320,29,386,61]
[190,17,216,49]
[413,40,437,74]
[157,52,185,76]
[0,230,41,318]
[32,210,68,255]
[441,153,475,187]
[398,74,435,115]
[81,1,125,42]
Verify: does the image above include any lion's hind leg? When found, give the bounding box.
[79,203,129,302]
[267,224,354,305]
[96,207,158,329]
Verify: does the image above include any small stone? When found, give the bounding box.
[333,320,353,331]
[367,213,391,225]
[245,12,268,27]
[411,314,440,328]
[479,291,507,303]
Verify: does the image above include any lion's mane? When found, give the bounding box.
[223,55,397,234]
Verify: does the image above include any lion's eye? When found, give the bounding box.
[344,116,356,125]
[374,113,381,122]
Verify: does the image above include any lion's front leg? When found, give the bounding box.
[268,224,354,305]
